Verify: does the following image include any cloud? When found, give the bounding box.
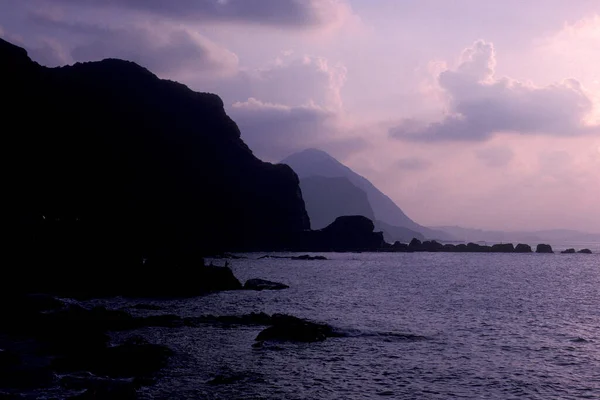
[476,146,514,168]
[229,98,336,161]
[28,12,239,76]
[53,0,353,29]
[72,25,239,78]
[28,38,71,67]
[395,157,431,171]
[390,40,598,142]
[198,53,346,110]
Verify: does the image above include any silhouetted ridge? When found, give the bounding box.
[300,176,375,229]
[2,38,309,292]
[282,149,450,240]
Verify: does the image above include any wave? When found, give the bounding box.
[333,327,428,341]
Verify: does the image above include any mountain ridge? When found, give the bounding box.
[281,148,451,240]
[2,37,310,264]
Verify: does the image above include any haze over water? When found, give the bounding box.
[88,252,600,399]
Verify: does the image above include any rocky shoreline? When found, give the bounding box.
[0,289,337,399]
[383,239,593,254]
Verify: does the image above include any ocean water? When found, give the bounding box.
[103,252,599,399]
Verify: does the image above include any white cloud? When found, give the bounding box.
[391,40,599,141]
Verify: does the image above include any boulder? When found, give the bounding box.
[491,243,515,253]
[455,244,467,252]
[466,243,488,252]
[536,244,554,253]
[255,314,339,343]
[578,249,592,254]
[243,279,289,291]
[408,238,422,250]
[390,241,409,251]
[292,216,386,251]
[514,244,532,253]
[421,240,444,252]
[443,244,457,252]
[561,248,576,254]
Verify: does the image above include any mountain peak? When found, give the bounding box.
[282,148,453,241]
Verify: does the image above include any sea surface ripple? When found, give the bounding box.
[98,252,600,399]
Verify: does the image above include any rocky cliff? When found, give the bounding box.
[2,38,309,281]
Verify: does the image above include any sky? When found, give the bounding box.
[1,0,599,233]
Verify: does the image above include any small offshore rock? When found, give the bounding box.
[578,249,592,254]
[243,279,289,291]
[561,248,576,254]
[514,244,532,253]
[255,314,339,343]
[536,244,554,253]
[290,255,327,260]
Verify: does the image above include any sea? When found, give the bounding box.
[84,245,600,400]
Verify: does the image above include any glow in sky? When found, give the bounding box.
[1,0,599,232]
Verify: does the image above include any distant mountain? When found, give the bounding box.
[435,226,600,244]
[376,220,425,243]
[281,149,450,240]
[300,176,375,230]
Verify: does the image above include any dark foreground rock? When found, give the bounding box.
[0,295,172,398]
[255,314,340,343]
[62,374,138,400]
[562,248,576,254]
[243,279,289,291]
[578,249,593,254]
[54,336,172,379]
[536,244,554,253]
[291,216,386,252]
[2,37,310,297]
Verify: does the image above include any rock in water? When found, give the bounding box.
[578,249,592,254]
[243,279,289,291]
[291,255,328,260]
[561,248,576,254]
[514,244,533,253]
[255,314,338,343]
[491,243,515,253]
[536,244,554,253]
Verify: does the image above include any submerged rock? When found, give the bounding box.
[243,279,289,291]
[536,244,554,253]
[290,255,327,260]
[255,314,339,343]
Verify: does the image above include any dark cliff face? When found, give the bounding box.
[2,38,309,261]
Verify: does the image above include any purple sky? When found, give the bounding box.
[2,0,599,232]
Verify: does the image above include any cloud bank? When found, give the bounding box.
[53,0,352,29]
[390,40,598,142]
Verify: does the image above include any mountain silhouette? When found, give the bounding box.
[281,149,450,240]
[2,37,309,274]
[300,176,375,230]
